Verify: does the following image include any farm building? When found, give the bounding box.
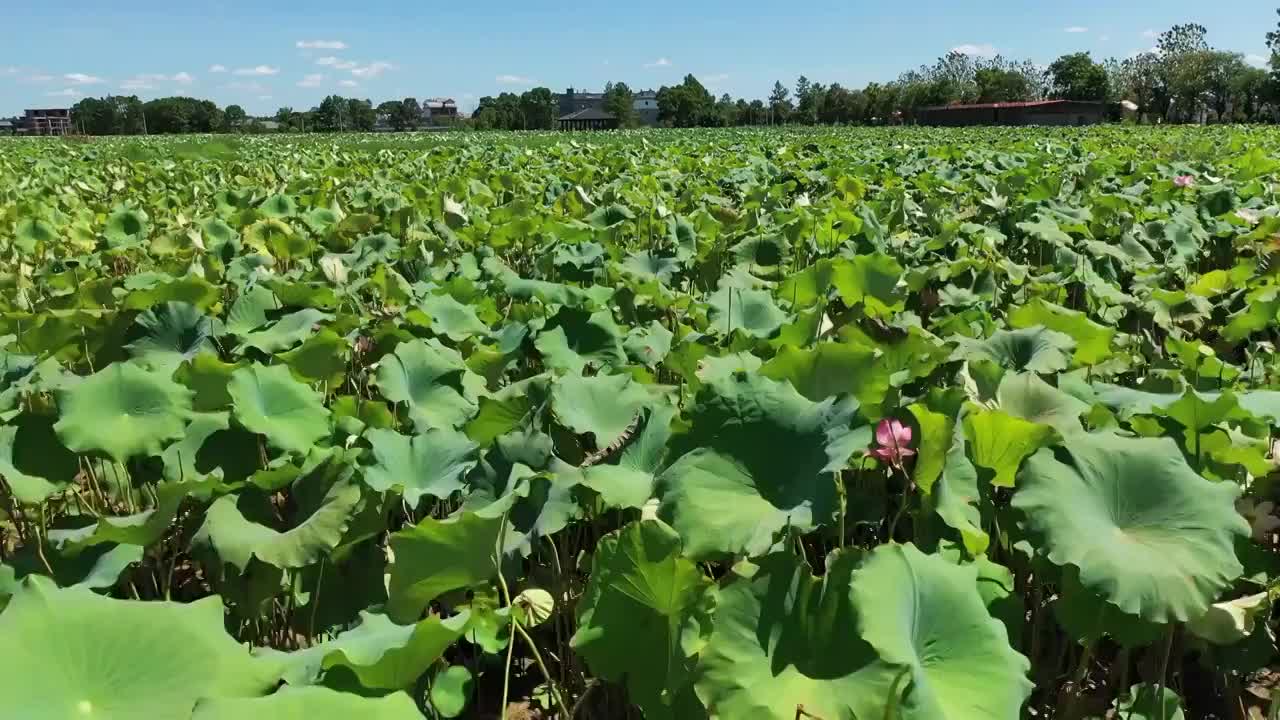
[633,90,659,126]
[555,88,606,117]
[0,120,14,135]
[423,98,458,122]
[557,108,618,131]
[915,100,1112,127]
[19,108,72,135]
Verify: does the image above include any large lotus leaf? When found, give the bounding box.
[0,424,62,504]
[194,481,360,572]
[14,217,56,253]
[930,412,990,556]
[237,308,332,355]
[583,405,675,509]
[760,341,890,418]
[657,373,861,559]
[419,293,490,342]
[193,687,424,720]
[362,427,478,505]
[779,255,905,318]
[534,307,627,374]
[852,544,1032,719]
[1006,299,1115,365]
[267,610,470,689]
[465,374,553,447]
[996,372,1089,433]
[550,372,653,449]
[951,326,1075,374]
[278,329,348,389]
[176,354,244,412]
[54,362,194,462]
[228,364,331,454]
[0,578,278,718]
[693,551,886,720]
[572,520,716,717]
[1114,684,1185,720]
[104,206,150,247]
[430,666,473,718]
[623,319,675,366]
[376,338,482,431]
[49,479,218,553]
[707,286,788,338]
[225,284,279,337]
[387,510,503,623]
[963,407,1057,487]
[1013,432,1249,623]
[125,302,217,372]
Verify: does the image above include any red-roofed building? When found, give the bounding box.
[916,100,1112,127]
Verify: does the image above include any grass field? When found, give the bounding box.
[1,125,1279,719]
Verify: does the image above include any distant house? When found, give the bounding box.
[257,120,283,132]
[0,119,14,136]
[423,98,458,123]
[555,88,606,117]
[915,100,1111,127]
[20,108,72,135]
[633,90,659,126]
[557,108,618,131]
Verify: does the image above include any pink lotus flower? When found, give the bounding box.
[869,418,915,469]
[1174,174,1195,188]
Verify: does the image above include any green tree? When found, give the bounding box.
[1048,52,1110,101]
[975,67,1031,102]
[399,98,422,129]
[656,75,714,127]
[603,82,636,127]
[314,95,351,131]
[346,98,376,132]
[767,81,792,124]
[222,105,247,132]
[519,87,555,130]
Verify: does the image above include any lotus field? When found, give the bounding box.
[3,126,1280,719]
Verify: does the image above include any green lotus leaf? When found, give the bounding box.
[225,284,280,337]
[907,403,952,495]
[1014,432,1249,623]
[573,520,716,717]
[465,374,552,447]
[267,610,470,689]
[194,481,361,572]
[0,424,62,504]
[1114,684,1185,720]
[176,353,244,412]
[258,193,298,219]
[228,364,331,454]
[760,341,888,418]
[54,362,194,462]
[419,293,490,342]
[583,405,675,509]
[657,373,861,559]
[852,543,1033,720]
[430,666,473,718]
[375,338,482,431]
[0,578,278,718]
[534,307,627,374]
[49,479,219,553]
[930,410,989,555]
[551,372,653,449]
[362,427,479,504]
[14,217,56,253]
[125,301,217,372]
[624,319,674,365]
[387,510,503,623]
[236,308,332,354]
[278,328,347,388]
[779,255,905,318]
[104,206,150,247]
[951,326,1075,374]
[1187,592,1269,646]
[706,286,788,338]
[996,372,1089,433]
[693,550,885,720]
[1157,389,1239,431]
[1052,567,1162,648]
[963,407,1056,487]
[1006,299,1115,365]
[193,687,424,720]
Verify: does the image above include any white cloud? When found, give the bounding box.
[951,43,998,58]
[233,65,280,76]
[172,72,194,85]
[703,73,730,83]
[338,79,359,88]
[46,88,81,97]
[1064,26,1089,33]
[1248,53,1270,68]
[1,66,18,75]
[64,73,104,85]
[297,73,325,88]
[209,64,228,73]
[296,40,347,50]
[316,56,338,66]
[350,61,394,78]
[496,74,533,85]
[226,80,269,92]
[120,78,155,90]
[22,73,54,83]
[120,72,194,90]
[644,57,672,68]
[1142,29,1158,39]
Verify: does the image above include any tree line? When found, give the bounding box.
[59,17,1280,135]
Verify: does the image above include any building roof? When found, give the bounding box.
[424,98,456,108]
[0,121,12,128]
[557,108,617,121]
[921,99,1108,111]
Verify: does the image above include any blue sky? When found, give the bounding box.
[1,1,1275,117]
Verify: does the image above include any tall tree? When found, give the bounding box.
[222,105,247,132]
[767,81,792,123]
[399,98,422,128]
[975,67,1031,102]
[603,82,636,127]
[346,98,377,131]
[1048,52,1110,101]
[519,87,556,129]
[314,96,351,131]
